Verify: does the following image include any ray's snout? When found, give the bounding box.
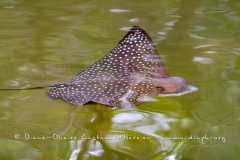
[152,76,197,95]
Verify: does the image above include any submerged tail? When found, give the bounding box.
[0,86,52,91]
[0,83,70,91]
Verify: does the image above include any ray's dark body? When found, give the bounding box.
[47,26,196,108]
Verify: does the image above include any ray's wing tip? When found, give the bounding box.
[132,25,141,28]
[131,26,144,31]
[128,26,151,39]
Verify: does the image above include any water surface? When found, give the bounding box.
[0,0,239,159]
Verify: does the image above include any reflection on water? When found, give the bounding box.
[0,0,240,159]
[65,107,185,160]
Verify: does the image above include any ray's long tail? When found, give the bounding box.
[0,86,52,91]
[0,83,71,91]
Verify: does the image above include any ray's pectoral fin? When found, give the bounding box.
[46,83,90,106]
[152,77,198,96]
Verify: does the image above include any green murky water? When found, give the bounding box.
[0,0,239,160]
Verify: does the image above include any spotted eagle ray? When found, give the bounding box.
[44,26,197,108]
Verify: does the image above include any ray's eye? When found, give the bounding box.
[156,87,165,92]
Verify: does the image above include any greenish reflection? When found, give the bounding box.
[55,105,190,159]
[0,0,240,159]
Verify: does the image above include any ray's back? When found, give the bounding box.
[47,26,169,108]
